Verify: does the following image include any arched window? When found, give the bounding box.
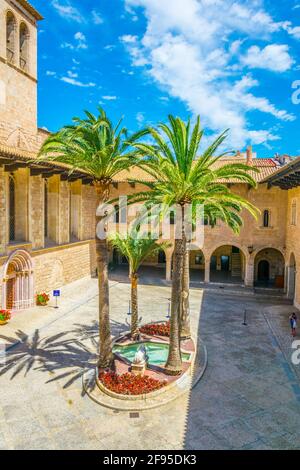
[170,210,175,225]
[44,181,48,238]
[6,12,16,64]
[9,176,15,241]
[19,22,29,71]
[114,204,120,224]
[291,201,297,226]
[263,209,270,228]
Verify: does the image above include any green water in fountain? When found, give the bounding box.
[113,341,191,366]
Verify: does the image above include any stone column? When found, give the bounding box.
[58,179,70,245]
[244,259,254,287]
[0,168,6,254]
[29,175,44,249]
[204,255,210,283]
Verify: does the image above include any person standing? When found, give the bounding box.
[290,313,297,337]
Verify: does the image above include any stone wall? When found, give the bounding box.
[33,241,96,294]
[0,0,38,146]
[0,240,96,307]
[286,186,300,308]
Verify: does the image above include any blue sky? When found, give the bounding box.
[33,0,300,157]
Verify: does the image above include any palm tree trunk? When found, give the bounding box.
[95,182,113,369]
[131,272,139,339]
[165,208,186,375]
[180,248,191,339]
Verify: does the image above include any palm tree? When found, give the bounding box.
[109,231,169,339]
[38,107,146,368]
[127,115,259,375]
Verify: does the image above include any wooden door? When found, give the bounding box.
[6,278,15,310]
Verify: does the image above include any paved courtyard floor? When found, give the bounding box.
[0,276,300,450]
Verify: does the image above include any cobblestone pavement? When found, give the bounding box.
[0,276,299,450]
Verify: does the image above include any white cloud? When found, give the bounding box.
[123,0,295,148]
[102,95,117,100]
[61,77,96,87]
[61,32,87,51]
[51,1,84,23]
[92,10,104,25]
[136,112,145,126]
[242,44,294,72]
[61,42,75,50]
[286,25,300,39]
[119,35,138,44]
[104,45,116,51]
[67,70,78,78]
[74,32,88,49]
[46,70,56,77]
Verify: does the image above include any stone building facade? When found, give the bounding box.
[0,0,299,313]
[0,0,97,310]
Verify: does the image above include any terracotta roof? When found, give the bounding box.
[0,143,279,184]
[0,143,89,176]
[16,0,43,20]
[113,158,278,184]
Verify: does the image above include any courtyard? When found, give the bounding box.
[0,276,299,450]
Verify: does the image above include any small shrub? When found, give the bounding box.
[99,371,166,395]
[140,321,170,337]
[0,310,11,323]
[36,292,50,306]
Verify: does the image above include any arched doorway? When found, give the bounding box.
[257,260,269,282]
[254,248,285,288]
[209,245,245,284]
[287,253,296,300]
[189,249,205,282]
[2,250,34,311]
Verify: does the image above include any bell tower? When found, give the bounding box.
[0,0,42,147]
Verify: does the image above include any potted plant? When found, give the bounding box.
[0,310,11,326]
[36,292,50,306]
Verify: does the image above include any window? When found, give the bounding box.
[158,250,166,264]
[114,204,119,224]
[170,210,175,225]
[291,201,297,226]
[6,12,16,63]
[19,22,29,71]
[9,176,15,241]
[195,254,203,265]
[263,209,270,228]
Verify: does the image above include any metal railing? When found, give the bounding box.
[20,57,27,70]
[6,47,14,63]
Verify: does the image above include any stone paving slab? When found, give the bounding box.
[0,276,300,449]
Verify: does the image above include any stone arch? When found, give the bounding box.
[2,250,34,310]
[209,244,247,284]
[19,21,30,71]
[6,10,16,64]
[254,247,285,288]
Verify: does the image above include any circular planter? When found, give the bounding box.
[96,333,196,401]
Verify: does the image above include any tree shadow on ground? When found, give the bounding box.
[0,319,128,393]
